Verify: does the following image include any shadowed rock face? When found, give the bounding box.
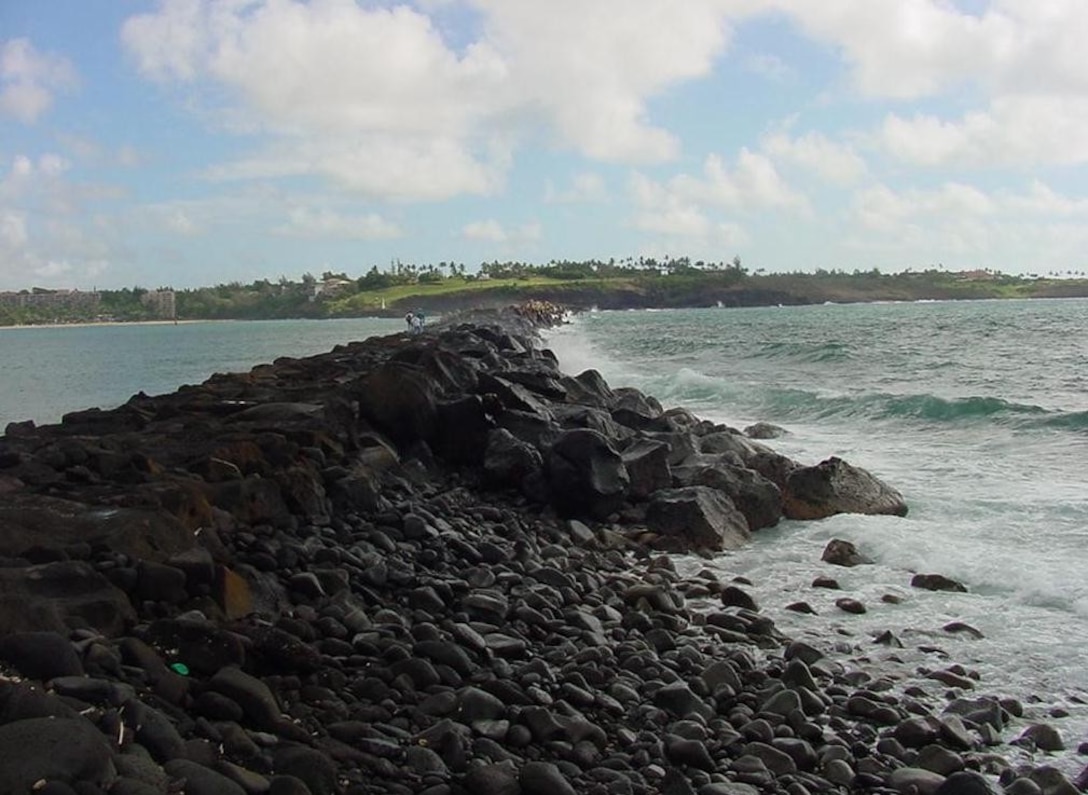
[0,306,962,795]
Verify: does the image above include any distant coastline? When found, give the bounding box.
[0,319,207,330]
[4,262,1088,326]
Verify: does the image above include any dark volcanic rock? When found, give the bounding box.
[0,630,83,680]
[645,486,750,552]
[821,538,873,567]
[0,717,116,792]
[547,428,629,518]
[0,305,931,795]
[783,456,908,519]
[678,462,783,530]
[912,573,968,592]
[0,560,135,635]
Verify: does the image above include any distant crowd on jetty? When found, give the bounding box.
[512,299,566,327]
[0,305,1075,795]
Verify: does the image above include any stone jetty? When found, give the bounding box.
[0,306,1074,795]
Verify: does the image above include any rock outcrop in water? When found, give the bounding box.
[0,306,1068,795]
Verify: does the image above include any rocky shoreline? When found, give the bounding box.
[0,305,1079,795]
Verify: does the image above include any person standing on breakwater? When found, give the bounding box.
[404,311,414,332]
[411,313,423,335]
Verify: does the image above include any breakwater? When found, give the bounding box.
[0,306,1075,795]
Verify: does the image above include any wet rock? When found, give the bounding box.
[1016,724,1064,752]
[785,601,817,614]
[483,428,544,491]
[547,429,629,519]
[520,760,577,795]
[721,585,759,611]
[620,439,672,500]
[934,771,996,795]
[888,767,947,795]
[783,457,908,519]
[744,422,787,439]
[679,463,783,530]
[821,538,873,567]
[1026,767,1079,795]
[645,486,750,552]
[916,744,965,775]
[943,621,984,639]
[911,574,968,593]
[835,597,867,615]
[653,681,714,720]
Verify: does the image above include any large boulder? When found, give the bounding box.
[676,463,783,530]
[0,493,194,561]
[0,561,136,635]
[645,486,751,552]
[0,717,117,792]
[210,475,294,527]
[783,457,907,519]
[547,429,629,519]
[560,369,615,409]
[434,396,497,465]
[483,428,544,490]
[354,362,439,446]
[620,439,672,500]
[821,538,873,567]
[610,387,664,431]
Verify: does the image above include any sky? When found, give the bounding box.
[2,0,1088,290]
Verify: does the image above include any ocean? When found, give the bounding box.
[545,298,1088,771]
[0,317,404,428]
[1,300,1085,767]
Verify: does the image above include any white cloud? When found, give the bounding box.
[460,218,541,244]
[462,219,506,242]
[0,211,28,249]
[635,203,712,238]
[123,0,514,201]
[545,172,608,204]
[629,170,752,251]
[166,210,199,236]
[773,0,1014,100]
[206,137,509,202]
[0,152,127,289]
[883,96,1088,168]
[119,0,766,201]
[473,0,740,162]
[1005,180,1088,216]
[744,53,793,82]
[0,38,77,123]
[667,149,810,213]
[1,153,72,202]
[762,130,867,186]
[854,181,996,233]
[628,148,806,251]
[277,208,402,240]
[771,2,1088,170]
[845,178,1088,268]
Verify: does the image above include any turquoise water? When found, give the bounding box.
[1,302,1086,764]
[0,318,403,427]
[545,299,1088,768]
